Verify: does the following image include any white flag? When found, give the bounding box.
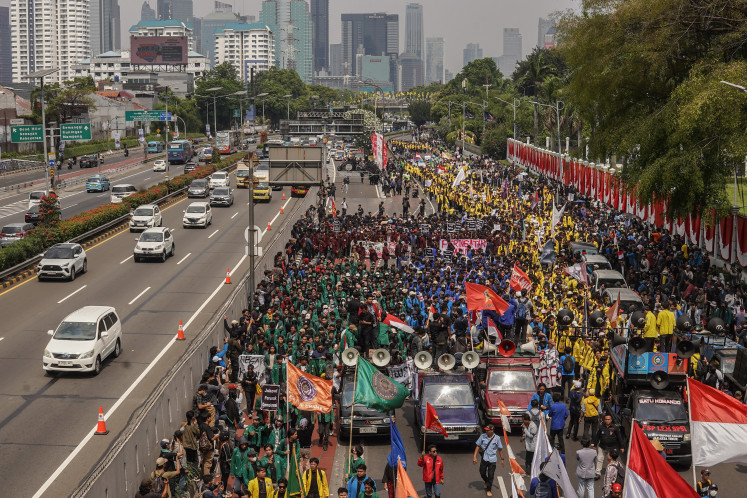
[452,167,466,188]
[551,198,566,235]
[541,448,579,498]
[531,419,551,479]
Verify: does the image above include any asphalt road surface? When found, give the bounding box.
[0,167,305,496]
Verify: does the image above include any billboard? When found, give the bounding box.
[130,36,188,65]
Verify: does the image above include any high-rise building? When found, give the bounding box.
[10,0,91,84]
[141,1,156,21]
[497,28,521,77]
[398,53,423,91]
[214,23,275,82]
[260,0,313,84]
[0,7,11,84]
[91,0,121,56]
[329,43,342,76]
[171,0,193,21]
[463,43,482,68]
[340,12,398,76]
[201,2,244,66]
[405,3,423,60]
[157,0,170,19]
[425,37,444,85]
[310,0,328,74]
[129,19,195,51]
[538,17,554,48]
[444,69,453,83]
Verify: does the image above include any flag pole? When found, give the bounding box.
[686,378,698,489]
[622,418,635,498]
[286,363,290,478]
[347,360,359,483]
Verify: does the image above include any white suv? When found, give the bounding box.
[134,227,175,262]
[43,306,122,376]
[129,204,163,232]
[37,243,87,281]
[209,171,229,189]
[153,159,167,172]
[183,202,212,228]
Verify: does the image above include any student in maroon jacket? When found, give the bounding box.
[417,445,444,498]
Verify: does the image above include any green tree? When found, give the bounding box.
[195,62,244,132]
[253,68,307,126]
[558,0,747,217]
[481,126,509,159]
[38,192,60,226]
[447,58,503,96]
[513,48,559,144]
[408,101,432,127]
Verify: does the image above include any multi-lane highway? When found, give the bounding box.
[0,163,308,496]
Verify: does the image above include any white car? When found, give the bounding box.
[37,243,87,281]
[209,171,229,189]
[183,202,212,228]
[134,227,175,262]
[43,306,122,376]
[129,204,163,232]
[153,159,167,172]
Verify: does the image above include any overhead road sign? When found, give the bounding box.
[125,111,173,122]
[60,123,92,140]
[11,125,44,143]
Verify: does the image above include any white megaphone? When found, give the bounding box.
[519,342,537,355]
[372,348,391,367]
[462,351,480,369]
[437,354,456,371]
[342,347,360,367]
[415,351,433,370]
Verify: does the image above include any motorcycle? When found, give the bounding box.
[124,149,129,157]
[67,160,73,170]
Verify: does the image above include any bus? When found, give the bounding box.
[168,140,194,164]
[216,131,239,154]
[147,141,164,153]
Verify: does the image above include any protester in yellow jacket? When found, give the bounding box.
[302,458,329,498]
[247,466,275,498]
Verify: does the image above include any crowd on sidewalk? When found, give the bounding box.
[136,129,742,498]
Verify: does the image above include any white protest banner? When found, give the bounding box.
[387,361,414,391]
[238,354,266,383]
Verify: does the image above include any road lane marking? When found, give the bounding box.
[0,337,4,342]
[32,252,247,498]
[231,212,238,219]
[269,197,293,227]
[120,255,133,264]
[61,203,79,210]
[497,476,508,498]
[176,252,191,265]
[208,229,219,239]
[128,286,151,305]
[57,285,87,304]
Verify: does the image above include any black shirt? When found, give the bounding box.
[308,470,319,496]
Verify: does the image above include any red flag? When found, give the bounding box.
[331,197,337,217]
[425,402,448,437]
[606,292,621,328]
[465,282,510,314]
[689,378,747,466]
[626,422,699,498]
[509,263,532,293]
[383,313,415,334]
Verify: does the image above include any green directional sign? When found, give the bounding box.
[11,125,44,143]
[233,109,240,117]
[60,123,92,140]
[125,110,172,121]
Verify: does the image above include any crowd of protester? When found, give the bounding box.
[136,130,744,498]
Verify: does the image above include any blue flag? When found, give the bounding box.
[387,418,407,469]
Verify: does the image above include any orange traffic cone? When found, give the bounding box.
[225,268,231,284]
[282,192,286,200]
[95,406,109,435]
[267,219,272,230]
[280,205,284,214]
[176,319,185,340]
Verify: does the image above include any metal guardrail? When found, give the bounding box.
[0,159,242,284]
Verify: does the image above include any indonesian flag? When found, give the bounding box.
[509,263,532,293]
[689,377,747,466]
[429,305,438,322]
[625,422,699,498]
[425,402,448,437]
[486,318,502,342]
[465,282,510,314]
[606,292,621,328]
[383,313,415,334]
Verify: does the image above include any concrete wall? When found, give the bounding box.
[74,189,316,497]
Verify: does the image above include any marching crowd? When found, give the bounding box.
[135,129,742,498]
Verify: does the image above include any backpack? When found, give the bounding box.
[151,471,166,494]
[562,355,574,374]
[516,300,527,321]
[199,431,212,452]
[533,479,553,498]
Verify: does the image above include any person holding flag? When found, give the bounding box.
[417,445,444,498]
[383,416,407,498]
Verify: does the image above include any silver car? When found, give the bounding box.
[187,178,209,198]
[210,187,234,207]
[37,243,88,281]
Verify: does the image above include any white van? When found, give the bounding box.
[28,190,49,209]
[110,184,137,203]
[42,306,123,376]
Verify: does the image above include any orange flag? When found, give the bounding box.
[396,459,419,498]
[465,282,510,314]
[286,362,333,413]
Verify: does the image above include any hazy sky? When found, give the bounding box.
[0,0,579,74]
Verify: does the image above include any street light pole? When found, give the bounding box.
[24,68,59,193]
[493,96,520,140]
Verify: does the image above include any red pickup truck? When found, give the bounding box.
[474,355,540,429]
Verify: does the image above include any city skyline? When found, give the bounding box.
[0,0,575,75]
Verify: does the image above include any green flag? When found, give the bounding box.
[353,357,409,411]
[287,444,304,498]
